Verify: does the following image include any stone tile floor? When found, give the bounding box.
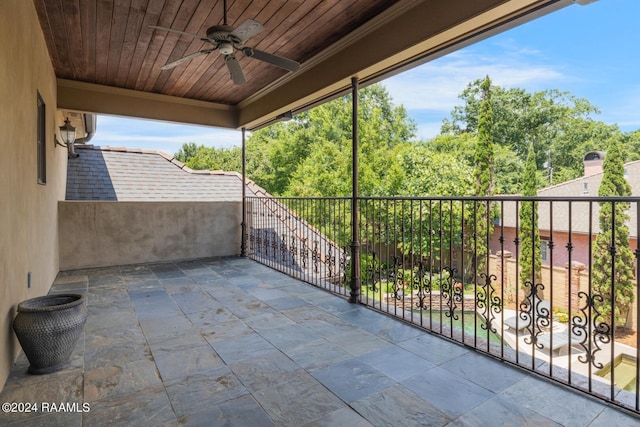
[1,257,639,426]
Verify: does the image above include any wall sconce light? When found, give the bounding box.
[56,117,76,147]
[55,117,79,157]
[275,111,293,122]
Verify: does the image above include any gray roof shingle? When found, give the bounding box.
[499,160,640,237]
[66,145,267,201]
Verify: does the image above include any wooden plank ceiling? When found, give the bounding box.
[33,0,570,129]
[34,0,396,106]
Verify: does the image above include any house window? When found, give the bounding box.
[540,239,549,262]
[36,92,46,185]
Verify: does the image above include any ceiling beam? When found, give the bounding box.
[57,79,237,128]
[238,0,569,130]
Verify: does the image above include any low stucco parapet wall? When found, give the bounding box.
[59,201,241,270]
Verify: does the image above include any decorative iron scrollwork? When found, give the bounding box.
[312,240,320,273]
[341,245,349,284]
[412,260,432,309]
[365,251,380,292]
[325,244,335,277]
[301,237,309,269]
[441,267,463,320]
[289,235,297,266]
[271,230,279,260]
[521,282,550,349]
[263,229,271,257]
[575,291,611,369]
[280,234,288,262]
[476,273,502,333]
[390,256,405,300]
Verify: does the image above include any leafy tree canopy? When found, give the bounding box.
[176,84,417,196]
[440,78,629,186]
[175,79,637,198]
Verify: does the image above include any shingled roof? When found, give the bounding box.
[498,160,640,238]
[65,145,268,201]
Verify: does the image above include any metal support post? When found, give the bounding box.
[241,127,247,257]
[349,77,361,303]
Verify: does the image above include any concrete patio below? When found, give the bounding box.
[0,257,638,426]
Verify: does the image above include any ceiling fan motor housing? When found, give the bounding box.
[206,25,239,42]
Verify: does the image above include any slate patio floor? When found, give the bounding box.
[1,257,639,426]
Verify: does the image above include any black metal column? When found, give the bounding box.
[349,77,361,303]
[241,127,247,257]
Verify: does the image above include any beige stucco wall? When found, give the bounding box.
[0,1,66,391]
[59,202,242,270]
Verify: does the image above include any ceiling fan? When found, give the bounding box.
[149,0,300,85]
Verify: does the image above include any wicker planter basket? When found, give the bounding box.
[13,294,87,374]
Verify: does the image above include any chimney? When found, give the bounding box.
[583,151,605,177]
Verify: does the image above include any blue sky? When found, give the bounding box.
[90,0,640,155]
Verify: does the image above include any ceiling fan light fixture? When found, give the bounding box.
[218,42,234,55]
[150,0,299,83]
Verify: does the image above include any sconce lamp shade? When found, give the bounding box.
[59,118,76,145]
[275,111,293,122]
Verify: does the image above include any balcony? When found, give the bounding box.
[247,195,640,418]
[1,257,636,425]
[4,1,637,424]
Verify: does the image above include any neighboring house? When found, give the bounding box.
[490,152,640,269]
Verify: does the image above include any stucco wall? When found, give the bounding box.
[0,1,66,391]
[59,202,242,270]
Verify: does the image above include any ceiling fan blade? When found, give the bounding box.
[230,19,264,42]
[242,48,300,72]
[225,54,246,85]
[149,25,208,42]
[162,50,212,70]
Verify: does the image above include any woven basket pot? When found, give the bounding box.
[13,294,87,375]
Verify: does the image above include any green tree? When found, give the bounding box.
[549,119,623,182]
[591,137,635,328]
[472,76,495,277]
[393,140,475,264]
[624,129,640,162]
[246,84,416,197]
[175,143,242,172]
[416,132,523,195]
[398,139,475,197]
[441,79,612,189]
[175,142,199,162]
[519,143,541,291]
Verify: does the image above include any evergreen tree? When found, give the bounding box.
[441,79,611,187]
[519,143,541,291]
[592,138,635,328]
[472,76,495,277]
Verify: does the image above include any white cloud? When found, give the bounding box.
[384,49,565,114]
[382,45,568,140]
[90,115,242,154]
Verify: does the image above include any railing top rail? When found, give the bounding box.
[245,196,350,201]
[246,195,640,203]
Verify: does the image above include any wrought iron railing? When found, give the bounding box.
[246,195,640,413]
